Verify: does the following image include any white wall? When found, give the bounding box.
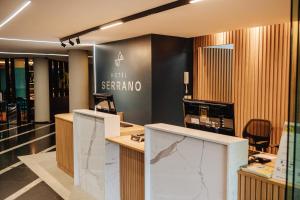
[34,58,50,122]
[68,50,89,111]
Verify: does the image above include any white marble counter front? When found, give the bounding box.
[73,109,120,200]
[145,123,248,200]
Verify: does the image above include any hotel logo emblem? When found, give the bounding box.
[115,51,124,67]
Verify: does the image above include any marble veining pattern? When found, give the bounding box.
[105,141,120,200]
[147,129,227,200]
[83,118,102,193]
[145,124,248,200]
[150,136,186,165]
[73,110,120,200]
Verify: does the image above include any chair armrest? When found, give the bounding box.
[256,141,269,145]
[269,144,280,148]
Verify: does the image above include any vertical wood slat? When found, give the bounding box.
[238,171,286,200]
[198,47,233,102]
[193,23,290,153]
[120,146,144,200]
[250,178,256,200]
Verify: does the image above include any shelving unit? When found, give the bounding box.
[28,59,35,121]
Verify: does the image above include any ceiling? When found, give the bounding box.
[0,0,290,54]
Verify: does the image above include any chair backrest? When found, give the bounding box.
[242,119,272,149]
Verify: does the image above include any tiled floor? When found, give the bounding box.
[0,122,63,200]
[19,152,95,200]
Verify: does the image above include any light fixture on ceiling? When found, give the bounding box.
[0,51,69,57]
[69,39,74,46]
[189,0,202,3]
[61,42,66,48]
[100,21,123,30]
[0,1,31,28]
[0,37,60,44]
[0,37,93,47]
[76,37,80,44]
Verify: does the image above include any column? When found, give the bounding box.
[68,50,89,111]
[34,58,50,122]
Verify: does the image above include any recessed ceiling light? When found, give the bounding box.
[0,37,94,46]
[189,0,203,4]
[0,37,60,44]
[0,51,69,57]
[100,21,123,30]
[0,1,31,28]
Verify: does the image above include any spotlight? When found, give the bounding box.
[61,42,66,47]
[69,39,74,46]
[76,37,80,44]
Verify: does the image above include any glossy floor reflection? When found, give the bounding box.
[0,123,63,200]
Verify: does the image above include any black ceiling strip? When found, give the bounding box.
[59,0,191,42]
[60,26,100,42]
[122,0,190,22]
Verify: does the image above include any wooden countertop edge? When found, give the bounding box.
[106,136,145,153]
[238,170,286,187]
[55,113,73,123]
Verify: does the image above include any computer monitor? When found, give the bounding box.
[93,93,117,114]
[183,99,235,136]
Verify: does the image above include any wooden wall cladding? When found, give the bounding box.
[120,146,144,200]
[193,23,290,153]
[238,170,285,200]
[198,47,233,102]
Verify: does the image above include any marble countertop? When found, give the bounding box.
[73,109,120,120]
[106,135,144,153]
[146,123,248,146]
[55,111,144,137]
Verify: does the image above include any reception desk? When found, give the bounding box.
[58,110,250,200]
[108,123,248,200]
[108,134,285,200]
[55,112,144,177]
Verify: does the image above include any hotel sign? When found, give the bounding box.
[95,35,152,124]
[100,51,142,92]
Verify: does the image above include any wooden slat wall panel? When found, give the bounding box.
[198,48,233,102]
[120,146,144,200]
[238,171,285,200]
[193,23,290,153]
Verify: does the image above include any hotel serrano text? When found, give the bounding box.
[101,80,142,92]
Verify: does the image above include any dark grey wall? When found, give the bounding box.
[94,34,193,125]
[95,35,152,125]
[151,35,193,126]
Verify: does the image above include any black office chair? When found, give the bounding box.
[242,119,272,152]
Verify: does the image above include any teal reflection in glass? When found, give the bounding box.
[14,59,26,98]
[0,59,6,96]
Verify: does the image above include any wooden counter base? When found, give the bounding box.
[55,116,74,177]
[120,146,144,200]
[238,170,285,200]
